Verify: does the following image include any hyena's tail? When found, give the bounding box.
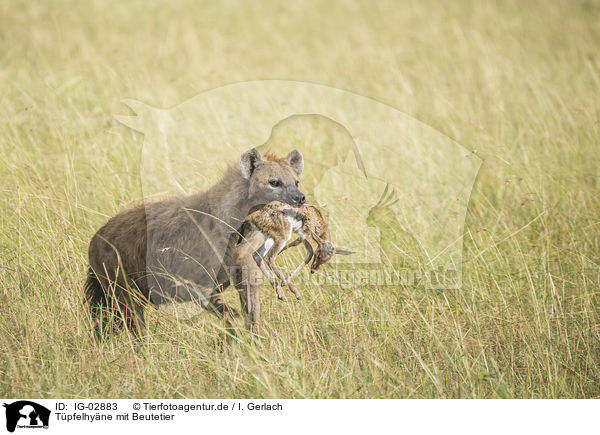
[84,267,118,338]
[84,267,105,308]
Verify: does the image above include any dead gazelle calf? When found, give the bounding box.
[239,201,354,300]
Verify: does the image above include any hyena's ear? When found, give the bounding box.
[240,148,265,179]
[285,149,304,176]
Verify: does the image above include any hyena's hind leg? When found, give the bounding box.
[206,290,241,335]
[86,268,145,340]
[122,302,146,340]
[114,283,150,341]
[85,269,124,340]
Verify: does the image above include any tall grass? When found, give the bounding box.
[0,0,599,398]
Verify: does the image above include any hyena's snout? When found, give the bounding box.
[292,191,306,206]
[286,186,306,206]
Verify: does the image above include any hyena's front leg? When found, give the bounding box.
[233,261,262,334]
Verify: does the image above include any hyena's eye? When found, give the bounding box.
[269,179,282,188]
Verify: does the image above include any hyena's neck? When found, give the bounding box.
[199,165,253,228]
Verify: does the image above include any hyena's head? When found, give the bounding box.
[240,148,306,206]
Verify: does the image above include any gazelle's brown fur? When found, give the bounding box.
[239,201,353,300]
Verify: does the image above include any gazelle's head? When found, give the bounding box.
[310,241,354,273]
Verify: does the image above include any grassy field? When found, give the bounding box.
[1,0,599,398]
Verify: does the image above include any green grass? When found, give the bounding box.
[1,0,599,398]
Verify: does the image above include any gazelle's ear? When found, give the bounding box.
[335,247,355,255]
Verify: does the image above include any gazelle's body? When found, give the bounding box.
[239,201,351,300]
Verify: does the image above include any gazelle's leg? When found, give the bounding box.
[279,237,302,253]
[265,239,289,301]
[276,236,304,299]
[282,240,314,299]
[252,239,278,290]
[283,274,301,300]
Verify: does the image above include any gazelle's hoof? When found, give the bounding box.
[281,280,287,287]
[296,296,301,300]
